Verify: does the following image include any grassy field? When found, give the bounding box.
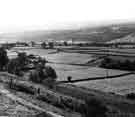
[9,47,135,95]
[75,74,135,95]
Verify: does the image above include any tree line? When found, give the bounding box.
[99,57,135,71]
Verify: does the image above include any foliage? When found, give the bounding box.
[17,52,29,67]
[31,41,35,47]
[44,66,57,80]
[48,42,54,49]
[29,65,57,84]
[41,42,47,49]
[99,57,135,71]
[7,58,22,75]
[7,52,28,76]
[27,54,37,59]
[63,41,68,46]
[126,93,135,100]
[0,47,9,71]
[85,98,108,117]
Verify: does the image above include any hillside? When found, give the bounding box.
[1,72,135,116]
[1,22,135,43]
[107,33,135,44]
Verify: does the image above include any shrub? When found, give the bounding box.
[7,58,21,76]
[85,98,108,117]
[99,57,135,71]
[29,65,57,85]
[48,42,54,49]
[41,42,47,49]
[0,47,9,71]
[7,52,28,76]
[126,93,135,100]
[17,52,29,67]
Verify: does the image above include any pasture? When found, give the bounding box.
[9,47,135,95]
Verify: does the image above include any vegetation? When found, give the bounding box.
[30,41,36,47]
[4,49,57,88]
[17,52,29,67]
[48,42,54,49]
[29,65,57,84]
[7,52,29,76]
[7,58,22,76]
[0,47,9,71]
[85,98,108,117]
[63,41,68,46]
[99,57,135,71]
[41,42,47,49]
[126,93,135,100]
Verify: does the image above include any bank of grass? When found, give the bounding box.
[1,72,135,116]
[0,73,85,115]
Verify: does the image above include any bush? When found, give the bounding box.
[99,57,135,71]
[7,58,21,76]
[7,52,28,76]
[17,52,28,67]
[48,42,54,49]
[0,47,9,71]
[126,93,135,100]
[29,65,57,85]
[41,42,47,49]
[85,98,108,117]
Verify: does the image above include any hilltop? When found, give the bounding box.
[107,33,135,44]
[1,22,135,43]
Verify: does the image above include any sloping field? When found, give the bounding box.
[1,72,135,115]
[0,74,81,117]
[0,90,39,116]
[21,49,92,64]
[49,63,128,81]
[75,74,135,95]
[9,48,135,95]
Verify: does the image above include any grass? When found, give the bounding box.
[8,48,135,95]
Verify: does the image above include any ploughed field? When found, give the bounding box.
[9,47,135,95]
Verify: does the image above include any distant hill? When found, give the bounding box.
[1,22,135,43]
[106,33,135,44]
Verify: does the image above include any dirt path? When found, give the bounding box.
[0,85,63,117]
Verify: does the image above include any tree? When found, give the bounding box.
[124,60,132,70]
[7,52,28,76]
[29,64,57,88]
[41,42,47,49]
[0,47,9,71]
[7,58,22,75]
[85,98,108,117]
[63,41,68,46]
[31,41,35,47]
[78,43,83,47]
[99,57,113,68]
[48,42,54,49]
[44,66,57,80]
[17,52,28,67]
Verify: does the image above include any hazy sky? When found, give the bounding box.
[0,0,135,32]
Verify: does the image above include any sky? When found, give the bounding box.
[0,0,135,32]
